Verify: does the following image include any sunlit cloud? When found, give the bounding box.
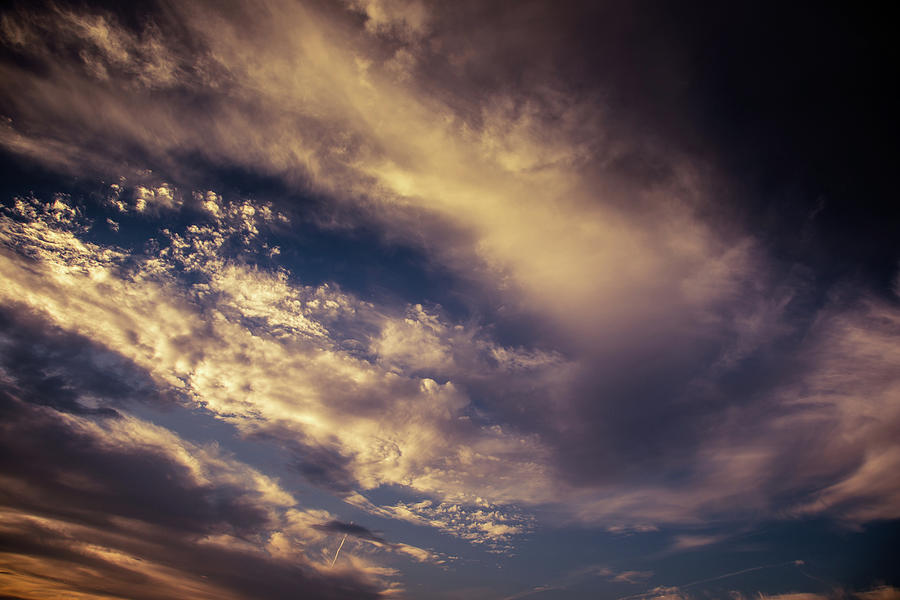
[0,190,558,519]
[0,1,897,598]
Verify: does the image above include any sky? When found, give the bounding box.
[0,1,898,599]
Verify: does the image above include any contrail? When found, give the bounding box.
[616,560,805,600]
[679,560,804,589]
[330,534,348,568]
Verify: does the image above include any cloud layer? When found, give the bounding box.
[0,1,898,598]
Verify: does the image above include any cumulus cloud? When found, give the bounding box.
[346,492,533,552]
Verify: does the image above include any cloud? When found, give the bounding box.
[0,0,899,572]
[0,394,386,599]
[670,534,728,551]
[0,0,790,478]
[0,0,751,350]
[856,587,900,600]
[315,520,387,544]
[737,590,900,600]
[625,590,900,600]
[754,595,828,600]
[0,6,184,88]
[312,519,440,565]
[0,200,458,598]
[561,286,900,527]
[346,0,430,41]
[636,587,689,600]
[782,299,900,523]
[4,170,900,547]
[345,492,533,552]
[612,571,654,584]
[0,190,556,540]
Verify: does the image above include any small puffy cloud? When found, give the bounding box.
[101,178,182,214]
[346,493,533,552]
[133,183,180,212]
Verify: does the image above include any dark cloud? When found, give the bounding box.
[0,392,381,599]
[0,513,381,600]
[409,0,900,295]
[0,305,166,414]
[315,520,386,544]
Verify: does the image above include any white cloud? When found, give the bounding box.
[346,493,533,551]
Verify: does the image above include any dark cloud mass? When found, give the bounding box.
[315,521,386,544]
[0,1,898,598]
[0,394,382,600]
